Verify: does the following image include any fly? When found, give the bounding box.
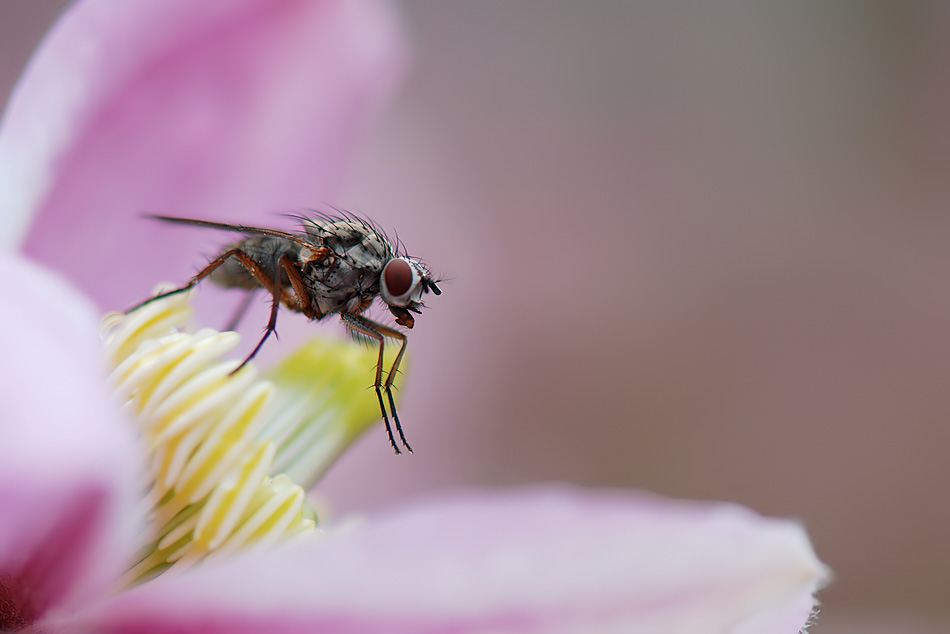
[126,212,442,455]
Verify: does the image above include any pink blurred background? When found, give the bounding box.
[2,2,949,631]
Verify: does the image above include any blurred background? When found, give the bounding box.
[2,2,948,632]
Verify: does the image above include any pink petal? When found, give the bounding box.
[1,0,405,309]
[0,253,140,626]
[64,487,827,634]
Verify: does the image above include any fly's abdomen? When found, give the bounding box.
[209,236,299,290]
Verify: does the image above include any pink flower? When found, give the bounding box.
[0,255,827,632]
[0,2,828,632]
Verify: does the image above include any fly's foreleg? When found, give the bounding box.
[340,313,411,454]
[362,320,410,449]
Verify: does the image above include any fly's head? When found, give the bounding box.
[379,257,442,328]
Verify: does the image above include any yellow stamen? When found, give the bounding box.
[101,287,405,586]
[103,292,312,584]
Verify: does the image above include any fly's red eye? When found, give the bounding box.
[384,258,413,297]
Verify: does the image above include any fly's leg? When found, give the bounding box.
[278,254,320,319]
[340,313,411,454]
[124,248,260,313]
[369,321,411,450]
[238,253,316,371]
[123,247,293,371]
[238,254,284,372]
[224,289,258,332]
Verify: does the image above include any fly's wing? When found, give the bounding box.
[147,214,315,250]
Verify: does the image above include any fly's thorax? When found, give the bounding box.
[304,219,385,248]
[300,233,391,317]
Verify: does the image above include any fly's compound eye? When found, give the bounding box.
[381,257,422,307]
